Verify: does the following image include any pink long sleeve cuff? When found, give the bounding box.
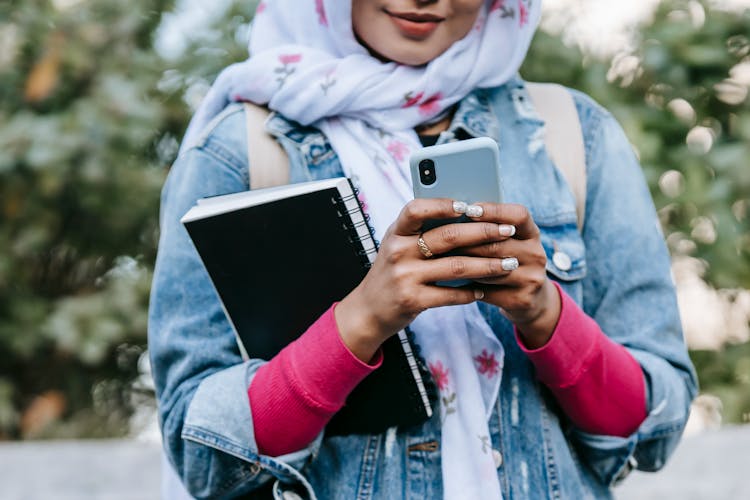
[516,282,647,437]
[248,303,381,457]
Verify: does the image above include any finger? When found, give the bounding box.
[468,203,539,240]
[416,285,481,310]
[417,255,511,283]
[476,269,547,308]
[476,285,532,312]
[473,263,533,286]
[392,198,466,236]
[419,221,514,257]
[457,238,546,268]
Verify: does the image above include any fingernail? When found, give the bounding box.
[501,257,519,271]
[453,201,468,214]
[474,289,485,300]
[498,224,516,237]
[466,204,483,217]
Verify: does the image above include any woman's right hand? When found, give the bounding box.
[334,198,515,363]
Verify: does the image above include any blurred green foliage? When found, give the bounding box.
[0,0,181,438]
[523,0,750,289]
[0,0,747,438]
[0,0,257,439]
[691,342,750,423]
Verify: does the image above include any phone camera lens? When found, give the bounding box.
[419,159,437,186]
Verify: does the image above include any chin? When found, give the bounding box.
[392,51,436,66]
[381,39,446,66]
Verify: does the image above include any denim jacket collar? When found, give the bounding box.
[448,88,500,142]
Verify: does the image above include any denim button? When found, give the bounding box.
[552,251,572,272]
[492,449,503,468]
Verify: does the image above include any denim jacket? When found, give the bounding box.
[149,76,698,499]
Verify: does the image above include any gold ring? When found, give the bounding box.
[417,234,434,258]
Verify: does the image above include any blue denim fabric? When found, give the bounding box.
[148,76,697,499]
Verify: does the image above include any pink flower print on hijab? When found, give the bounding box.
[429,361,450,391]
[418,93,443,117]
[489,0,503,13]
[315,0,328,26]
[519,0,529,27]
[429,360,457,419]
[386,140,409,162]
[279,54,302,65]
[490,0,516,19]
[275,54,302,87]
[256,1,266,14]
[474,349,500,378]
[402,91,425,109]
[401,91,442,116]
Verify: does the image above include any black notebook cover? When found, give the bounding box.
[182,177,434,435]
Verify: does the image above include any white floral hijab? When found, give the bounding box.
[182,1,541,498]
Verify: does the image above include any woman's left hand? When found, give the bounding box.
[458,202,561,349]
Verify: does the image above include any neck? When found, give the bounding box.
[415,114,452,136]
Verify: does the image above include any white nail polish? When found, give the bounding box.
[474,289,485,300]
[453,201,468,214]
[501,257,519,271]
[498,225,516,237]
[466,205,483,217]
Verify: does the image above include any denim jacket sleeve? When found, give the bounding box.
[148,106,322,499]
[568,91,699,485]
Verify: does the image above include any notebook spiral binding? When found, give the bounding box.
[405,326,439,411]
[332,184,435,427]
[332,189,378,269]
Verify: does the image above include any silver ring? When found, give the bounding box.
[417,234,434,258]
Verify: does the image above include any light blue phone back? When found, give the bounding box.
[409,137,503,205]
[409,137,503,287]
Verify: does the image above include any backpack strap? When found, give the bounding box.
[244,102,290,189]
[526,83,587,230]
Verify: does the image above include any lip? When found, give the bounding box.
[385,9,444,39]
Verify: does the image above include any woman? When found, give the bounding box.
[149,1,697,498]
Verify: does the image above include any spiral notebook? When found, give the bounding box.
[181,177,434,435]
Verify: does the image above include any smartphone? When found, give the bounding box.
[409,136,503,286]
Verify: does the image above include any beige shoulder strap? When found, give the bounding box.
[526,83,587,229]
[244,102,290,190]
